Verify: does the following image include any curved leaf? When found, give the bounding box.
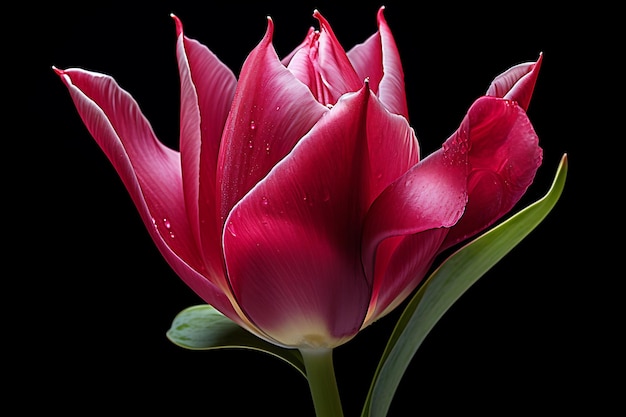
[362,153,568,417]
[166,304,306,377]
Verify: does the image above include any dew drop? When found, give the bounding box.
[249,120,256,130]
[227,221,237,237]
[261,196,269,206]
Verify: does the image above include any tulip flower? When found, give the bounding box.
[55,6,546,416]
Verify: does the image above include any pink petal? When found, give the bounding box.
[362,137,470,319]
[222,84,417,348]
[54,68,242,322]
[284,32,333,105]
[286,10,363,106]
[173,14,237,291]
[441,96,543,251]
[313,10,364,93]
[364,229,448,325]
[347,6,409,118]
[217,17,329,222]
[486,53,543,111]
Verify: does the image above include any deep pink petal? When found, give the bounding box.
[347,6,409,118]
[285,37,328,103]
[313,10,364,97]
[222,84,416,348]
[174,14,237,292]
[441,96,543,251]
[364,229,447,325]
[54,68,243,323]
[486,53,543,111]
[362,137,470,318]
[285,10,363,106]
[217,17,329,222]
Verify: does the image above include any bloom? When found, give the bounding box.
[55,7,542,350]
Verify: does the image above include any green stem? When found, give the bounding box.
[300,348,344,417]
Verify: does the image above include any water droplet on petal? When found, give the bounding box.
[249,120,256,130]
[227,221,237,237]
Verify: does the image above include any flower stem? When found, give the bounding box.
[300,348,344,417]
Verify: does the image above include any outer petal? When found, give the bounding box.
[223,84,418,348]
[364,229,448,325]
[440,96,543,251]
[54,68,242,323]
[217,17,329,222]
[174,15,237,293]
[347,6,409,118]
[486,53,543,111]
[362,134,470,322]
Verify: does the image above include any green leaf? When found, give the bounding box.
[362,154,568,417]
[166,304,306,377]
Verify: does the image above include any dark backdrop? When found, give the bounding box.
[17,0,616,415]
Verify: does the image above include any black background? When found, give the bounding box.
[16,0,618,415]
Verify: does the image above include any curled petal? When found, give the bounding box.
[364,229,447,325]
[363,136,469,304]
[486,53,543,111]
[441,96,543,251]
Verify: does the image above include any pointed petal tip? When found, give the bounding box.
[312,9,326,24]
[170,13,183,36]
[377,5,388,24]
[52,66,64,76]
[262,14,274,41]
